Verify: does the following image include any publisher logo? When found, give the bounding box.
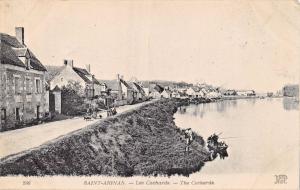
[274,175,287,184]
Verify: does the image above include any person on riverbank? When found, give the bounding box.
[182,128,194,153]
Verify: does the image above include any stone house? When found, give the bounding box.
[0,27,48,131]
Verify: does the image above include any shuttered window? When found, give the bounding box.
[35,79,41,93]
[26,78,31,94]
[14,76,21,94]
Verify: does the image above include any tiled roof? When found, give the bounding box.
[0,43,25,68]
[120,79,133,89]
[44,65,64,82]
[92,78,101,85]
[191,86,201,92]
[0,33,47,71]
[132,82,145,94]
[153,84,164,93]
[163,89,172,94]
[99,79,119,91]
[73,67,92,84]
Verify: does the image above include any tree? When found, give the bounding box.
[61,81,86,116]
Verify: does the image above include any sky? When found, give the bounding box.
[0,0,299,92]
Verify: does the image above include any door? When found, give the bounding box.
[49,93,55,113]
[16,108,20,121]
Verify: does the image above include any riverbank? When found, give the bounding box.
[0,99,210,176]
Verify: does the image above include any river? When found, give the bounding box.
[174,97,299,176]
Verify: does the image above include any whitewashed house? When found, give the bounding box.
[161,89,172,98]
[236,90,256,96]
[206,91,222,98]
[149,84,164,99]
[49,60,103,98]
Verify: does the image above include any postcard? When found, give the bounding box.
[0,0,299,189]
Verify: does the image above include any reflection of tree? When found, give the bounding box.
[217,101,226,113]
[216,100,238,113]
[283,97,299,111]
[245,98,256,105]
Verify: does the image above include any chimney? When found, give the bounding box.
[15,27,24,45]
[63,59,73,68]
[116,74,123,100]
[86,64,91,73]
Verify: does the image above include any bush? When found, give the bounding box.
[61,81,87,116]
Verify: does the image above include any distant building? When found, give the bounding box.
[186,86,200,98]
[186,86,207,98]
[103,75,137,105]
[0,27,48,131]
[130,82,146,101]
[283,84,299,97]
[223,90,237,96]
[149,84,164,99]
[119,77,135,104]
[206,91,222,99]
[236,90,256,96]
[161,89,172,98]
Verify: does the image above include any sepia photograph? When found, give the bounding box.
[0,0,299,189]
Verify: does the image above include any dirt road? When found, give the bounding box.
[0,100,156,159]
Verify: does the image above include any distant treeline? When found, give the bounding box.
[141,80,193,88]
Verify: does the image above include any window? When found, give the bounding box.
[1,109,6,123]
[2,74,6,91]
[26,78,31,94]
[14,76,21,94]
[35,79,41,93]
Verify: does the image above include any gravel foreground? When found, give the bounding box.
[0,99,210,176]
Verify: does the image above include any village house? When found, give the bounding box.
[0,27,48,131]
[236,90,256,96]
[161,89,172,98]
[119,77,137,104]
[49,60,105,98]
[206,91,222,99]
[103,75,136,106]
[149,84,164,99]
[223,90,237,96]
[171,90,181,98]
[130,82,147,101]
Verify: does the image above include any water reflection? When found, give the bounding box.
[174,97,299,175]
[177,100,239,118]
[283,97,299,111]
